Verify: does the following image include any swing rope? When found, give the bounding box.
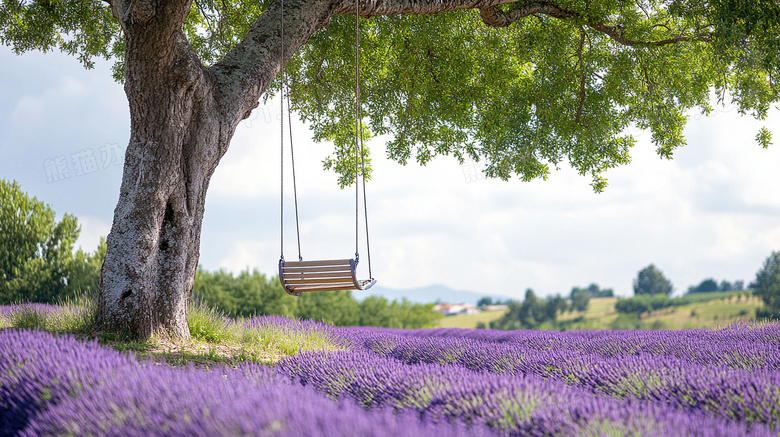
[354,0,373,278]
[280,0,302,262]
[279,0,284,260]
[280,0,372,279]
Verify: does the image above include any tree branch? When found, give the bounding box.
[479,2,572,26]
[575,28,586,125]
[587,21,711,47]
[110,0,192,30]
[479,2,711,47]
[333,0,519,17]
[211,0,334,124]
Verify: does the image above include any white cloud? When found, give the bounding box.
[219,238,276,274]
[10,96,46,124]
[74,215,111,253]
[10,75,89,126]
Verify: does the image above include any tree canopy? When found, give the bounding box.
[3,0,779,190]
[570,288,591,312]
[690,278,720,293]
[489,288,568,330]
[633,264,673,296]
[687,277,745,293]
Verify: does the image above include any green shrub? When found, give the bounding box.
[609,314,643,330]
[649,320,668,330]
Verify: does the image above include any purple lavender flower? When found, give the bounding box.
[0,303,67,316]
[25,360,495,436]
[0,329,138,434]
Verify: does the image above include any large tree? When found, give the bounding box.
[2,0,779,339]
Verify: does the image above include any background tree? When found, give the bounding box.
[477,297,494,307]
[357,296,440,328]
[192,267,296,317]
[686,277,745,293]
[192,267,240,315]
[231,269,295,318]
[754,251,780,320]
[633,264,673,297]
[0,180,80,304]
[568,282,612,312]
[384,299,442,329]
[688,278,720,293]
[614,297,650,316]
[587,283,614,298]
[544,294,568,320]
[490,289,567,330]
[295,291,361,326]
[66,237,107,299]
[570,288,591,312]
[3,1,780,339]
[355,295,392,327]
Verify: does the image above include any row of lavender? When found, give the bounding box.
[286,322,780,432]
[1,329,491,436]
[270,318,780,435]
[2,310,779,436]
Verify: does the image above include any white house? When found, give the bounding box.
[433,303,481,316]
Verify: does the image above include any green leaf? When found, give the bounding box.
[756,127,773,149]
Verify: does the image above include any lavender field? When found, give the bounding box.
[2,307,780,436]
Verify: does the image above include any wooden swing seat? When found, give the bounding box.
[279,258,376,295]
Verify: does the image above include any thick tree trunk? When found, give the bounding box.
[97,0,232,339]
[98,30,228,339]
[97,0,328,340]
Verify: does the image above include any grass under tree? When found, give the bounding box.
[0,293,343,369]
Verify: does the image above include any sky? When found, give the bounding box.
[1,44,779,300]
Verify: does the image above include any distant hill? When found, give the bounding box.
[356,284,515,305]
